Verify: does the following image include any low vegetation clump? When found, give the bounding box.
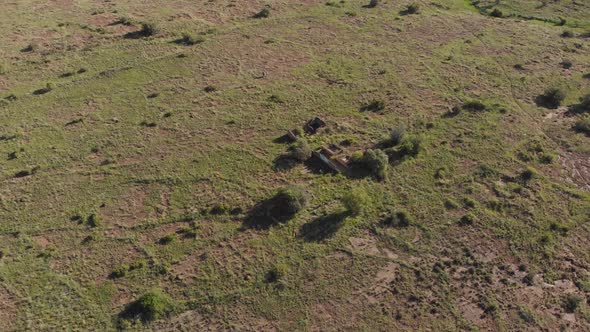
[361,99,385,112]
[140,23,159,37]
[367,0,379,8]
[87,213,101,228]
[382,210,413,227]
[537,88,566,109]
[572,94,590,114]
[573,117,590,134]
[401,4,420,15]
[265,262,289,283]
[120,290,174,322]
[341,187,371,216]
[563,294,582,313]
[462,100,487,112]
[159,234,177,245]
[177,33,205,45]
[396,136,422,159]
[253,8,270,19]
[490,8,503,18]
[272,186,306,216]
[350,149,389,180]
[561,30,574,38]
[380,125,406,148]
[459,213,476,226]
[287,138,312,162]
[521,166,539,182]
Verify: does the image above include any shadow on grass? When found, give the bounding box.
[242,197,297,230]
[123,30,148,39]
[298,211,350,242]
[272,154,298,171]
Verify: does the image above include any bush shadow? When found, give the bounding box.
[298,211,350,242]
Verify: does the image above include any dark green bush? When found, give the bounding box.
[269,186,307,219]
[140,23,159,37]
[563,294,582,313]
[111,264,129,279]
[521,166,538,182]
[380,125,406,148]
[350,149,389,180]
[490,8,503,18]
[178,33,204,45]
[561,60,573,69]
[361,99,385,112]
[87,213,101,228]
[367,0,379,8]
[573,117,590,134]
[401,4,419,15]
[159,234,176,245]
[537,88,566,109]
[121,290,174,322]
[561,30,574,38]
[253,8,270,18]
[265,262,289,283]
[573,94,590,114]
[462,100,487,112]
[287,138,312,162]
[397,136,422,159]
[459,213,476,226]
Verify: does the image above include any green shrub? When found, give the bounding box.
[265,262,289,283]
[459,213,476,226]
[402,4,420,14]
[521,166,538,182]
[361,99,385,112]
[561,30,574,38]
[538,88,566,109]
[490,8,503,18]
[140,23,159,37]
[573,94,590,113]
[383,210,413,227]
[397,136,422,159]
[462,100,487,112]
[517,306,536,324]
[111,264,129,279]
[381,125,406,148]
[341,187,371,216]
[159,234,176,245]
[561,60,573,69]
[287,138,312,162]
[563,294,582,313]
[122,290,174,322]
[178,33,204,45]
[253,8,270,18]
[87,213,101,228]
[272,186,307,217]
[350,149,389,180]
[573,117,590,134]
[367,0,379,8]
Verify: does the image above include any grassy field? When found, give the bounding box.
[0,0,589,330]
